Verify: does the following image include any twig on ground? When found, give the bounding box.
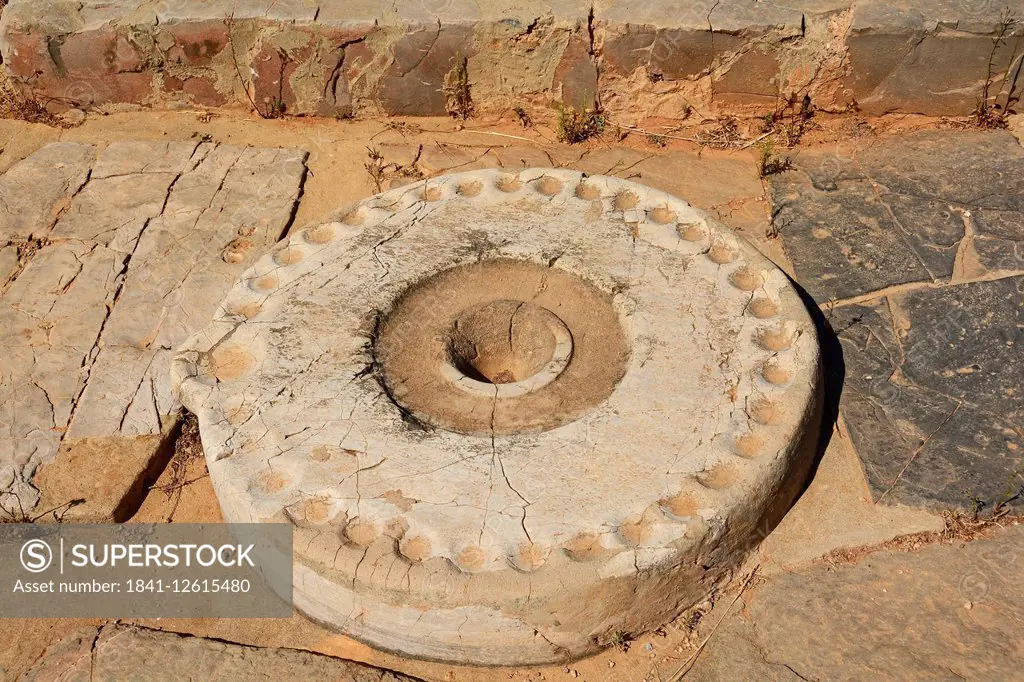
[670,566,761,680]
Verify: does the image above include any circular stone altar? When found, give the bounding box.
[171,168,823,665]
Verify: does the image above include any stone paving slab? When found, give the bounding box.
[770,130,1024,511]
[831,280,1023,509]
[688,525,1024,680]
[20,624,420,681]
[0,142,94,242]
[772,130,1024,303]
[0,141,307,519]
[1,0,1021,119]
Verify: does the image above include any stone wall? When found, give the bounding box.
[0,1,1022,120]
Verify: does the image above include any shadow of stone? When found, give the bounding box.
[791,275,846,498]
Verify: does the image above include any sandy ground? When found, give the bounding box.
[0,106,970,680]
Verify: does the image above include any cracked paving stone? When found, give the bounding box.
[20,623,420,682]
[0,141,308,520]
[831,276,1023,510]
[49,141,204,253]
[771,130,1024,303]
[0,142,95,242]
[688,526,1024,680]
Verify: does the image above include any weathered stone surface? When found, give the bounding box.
[34,434,170,522]
[375,26,476,116]
[846,0,1024,115]
[0,141,307,519]
[714,49,781,108]
[832,278,1023,509]
[21,624,420,681]
[0,245,18,285]
[0,240,123,511]
[690,528,1024,680]
[173,168,822,664]
[163,20,231,68]
[771,130,1024,302]
[155,0,320,23]
[769,130,1024,510]
[0,143,94,241]
[601,27,744,81]
[554,32,598,110]
[1,0,1021,117]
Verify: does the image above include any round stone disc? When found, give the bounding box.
[171,168,822,665]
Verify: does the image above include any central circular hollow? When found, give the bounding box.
[449,300,557,384]
[374,259,630,436]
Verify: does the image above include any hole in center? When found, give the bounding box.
[449,299,558,384]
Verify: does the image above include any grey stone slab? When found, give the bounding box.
[854,32,1019,116]
[0,241,123,511]
[316,0,590,27]
[0,143,95,241]
[99,145,308,352]
[831,277,1024,509]
[0,141,307,518]
[147,0,319,24]
[68,145,307,442]
[49,173,181,253]
[598,0,804,33]
[90,140,201,178]
[0,240,123,351]
[0,0,83,34]
[376,25,476,116]
[64,347,177,440]
[898,279,1023,418]
[771,131,1024,510]
[771,173,953,302]
[852,131,1024,210]
[20,624,421,681]
[773,130,1024,302]
[690,528,1024,680]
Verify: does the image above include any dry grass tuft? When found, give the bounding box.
[757,139,792,178]
[691,117,742,149]
[0,73,65,127]
[364,145,424,193]
[152,412,208,522]
[556,105,605,143]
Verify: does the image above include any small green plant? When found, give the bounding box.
[556,105,605,143]
[513,104,532,128]
[610,630,632,652]
[263,96,286,119]
[444,55,473,121]
[973,8,1020,128]
[757,139,792,178]
[646,132,667,147]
